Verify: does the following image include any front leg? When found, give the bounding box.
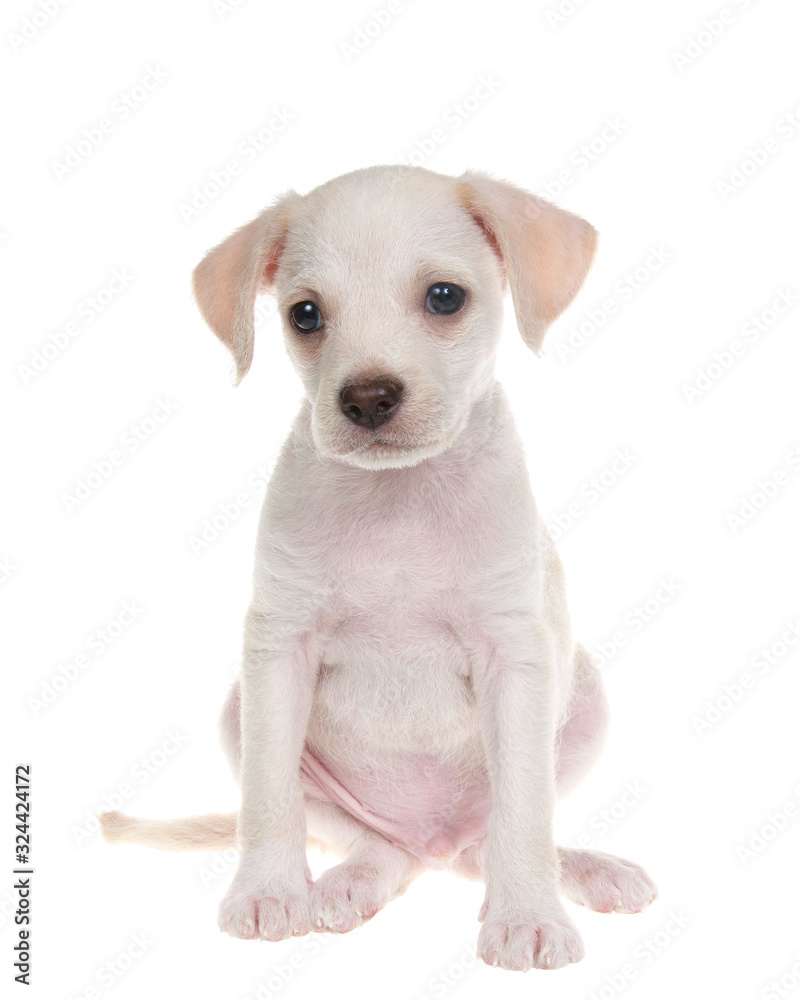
[473,624,583,971]
[219,623,321,942]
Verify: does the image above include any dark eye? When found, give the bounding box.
[426,283,466,315]
[289,300,323,332]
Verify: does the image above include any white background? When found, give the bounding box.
[3,1,800,998]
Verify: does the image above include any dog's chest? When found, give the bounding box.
[304,510,495,861]
[312,509,481,745]
[301,461,501,754]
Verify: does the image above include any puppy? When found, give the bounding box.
[100,165,656,972]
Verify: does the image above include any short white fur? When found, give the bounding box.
[99,165,656,972]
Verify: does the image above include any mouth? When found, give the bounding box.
[372,435,407,447]
[338,433,441,469]
[360,429,438,450]
[355,436,419,455]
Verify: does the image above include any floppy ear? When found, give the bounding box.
[457,172,597,355]
[192,192,298,383]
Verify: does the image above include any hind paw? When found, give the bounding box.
[559,848,657,914]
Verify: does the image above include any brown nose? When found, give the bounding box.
[340,381,403,428]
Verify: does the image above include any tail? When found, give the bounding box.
[98,810,238,852]
[98,810,331,855]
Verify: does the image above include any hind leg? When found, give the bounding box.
[452,841,656,914]
[555,644,610,797]
[219,679,425,933]
[554,648,656,909]
[218,679,244,779]
[304,798,426,933]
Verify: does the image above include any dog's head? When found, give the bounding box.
[193,166,596,470]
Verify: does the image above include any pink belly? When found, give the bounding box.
[300,747,492,869]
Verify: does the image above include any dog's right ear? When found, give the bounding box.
[192,193,298,383]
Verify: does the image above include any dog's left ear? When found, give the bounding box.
[457,172,597,354]
[192,191,299,383]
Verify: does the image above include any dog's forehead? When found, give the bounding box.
[280,168,485,282]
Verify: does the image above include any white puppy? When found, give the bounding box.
[100,165,656,972]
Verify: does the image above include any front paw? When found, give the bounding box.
[219,874,311,942]
[477,908,584,971]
